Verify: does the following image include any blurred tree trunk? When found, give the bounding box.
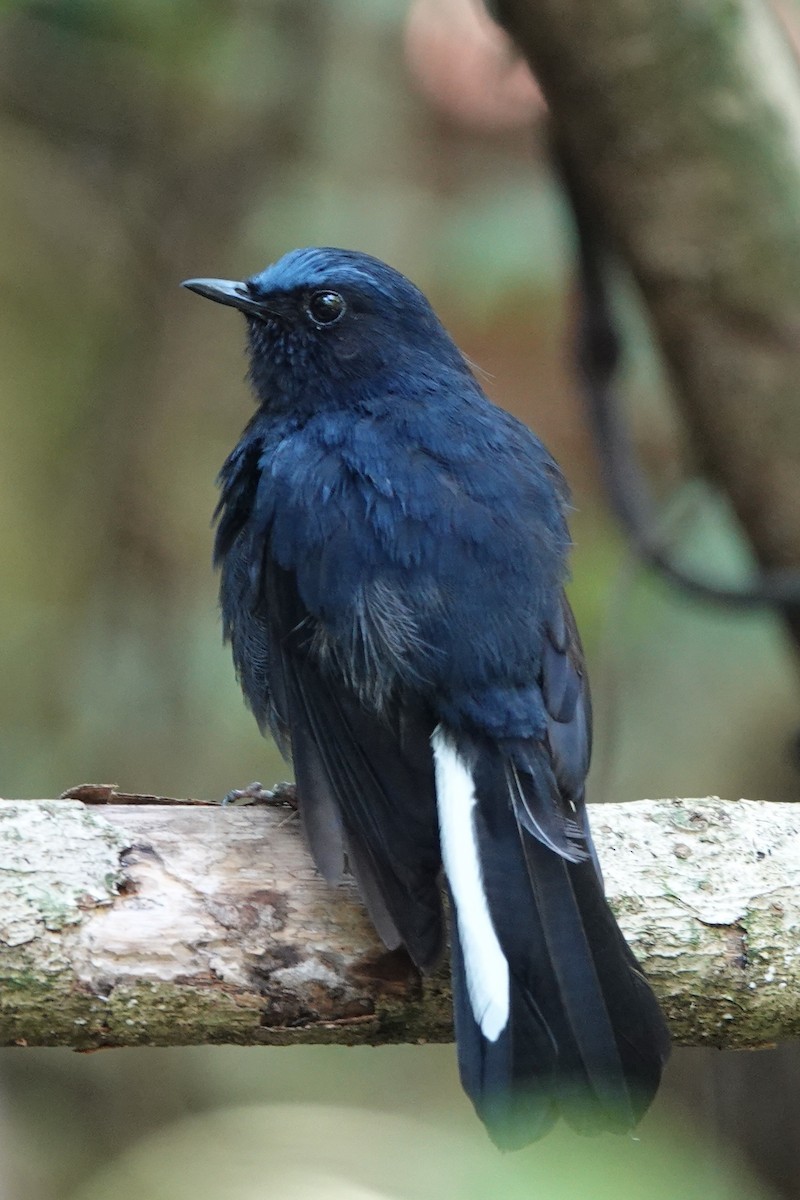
[495,0,800,644]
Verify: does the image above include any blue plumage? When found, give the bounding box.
[184,248,670,1147]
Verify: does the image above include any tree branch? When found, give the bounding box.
[1,795,798,1049]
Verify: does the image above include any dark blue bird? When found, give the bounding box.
[183,247,670,1148]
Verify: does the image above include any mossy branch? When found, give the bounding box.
[0,795,798,1049]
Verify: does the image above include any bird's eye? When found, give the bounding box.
[306,290,346,326]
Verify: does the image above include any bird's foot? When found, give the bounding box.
[221,780,297,808]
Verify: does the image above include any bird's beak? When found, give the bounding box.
[181,277,270,319]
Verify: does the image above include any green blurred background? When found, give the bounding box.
[1,1,798,1196]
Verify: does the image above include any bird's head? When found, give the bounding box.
[183,247,466,409]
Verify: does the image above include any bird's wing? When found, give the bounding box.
[265,559,444,972]
[461,593,592,868]
[539,594,607,880]
[540,594,592,806]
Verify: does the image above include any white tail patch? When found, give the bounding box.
[431,726,509,1042]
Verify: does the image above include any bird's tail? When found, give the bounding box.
[433,730,670,1149]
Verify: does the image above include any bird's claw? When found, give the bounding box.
[221,780,298,808]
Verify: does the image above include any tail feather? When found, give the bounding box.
[449,916,560,1148]
[522,836,636,1126]
[435,730,669,1148]
[568,856,671,1100]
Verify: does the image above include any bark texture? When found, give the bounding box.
[1,795,799,1049]
[495,0,800,582]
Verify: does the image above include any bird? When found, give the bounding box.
[182,247,670,1148]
